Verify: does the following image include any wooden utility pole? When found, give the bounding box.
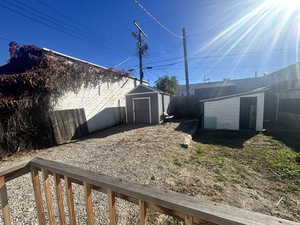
[134,21,148,84]
[182,28,190,96]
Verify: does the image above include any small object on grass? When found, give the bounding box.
[276,196,284,207]
[181,135,192,148]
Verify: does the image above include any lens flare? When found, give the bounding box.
[195,0,300,75]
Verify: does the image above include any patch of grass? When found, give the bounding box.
[173,159,182,167]
[213,184,224,192]
[260,148,300,179]
[195,145,205,154]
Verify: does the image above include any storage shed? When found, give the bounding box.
[126,85,170,124]
[200,88,268,131]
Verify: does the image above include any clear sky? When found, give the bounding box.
[0,0,299,85]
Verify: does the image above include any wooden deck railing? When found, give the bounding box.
[0,157,299,225]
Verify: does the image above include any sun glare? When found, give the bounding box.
[194,0,300,75]
[265,0,300,10]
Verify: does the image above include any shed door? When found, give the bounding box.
[133,98,151,124]
[239,97,257,130]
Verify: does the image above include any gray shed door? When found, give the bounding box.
[239,97,257,130]
[133,98,151,124]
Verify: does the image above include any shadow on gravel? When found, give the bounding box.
[75,124,149,141]
[175,120,199,135]
[193,130,256,149]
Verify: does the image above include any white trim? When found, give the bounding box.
[158,93,161,123]
[43,48,108,69]
[127,91,157,96]
[132,97,152,124]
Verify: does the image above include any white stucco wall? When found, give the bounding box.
[204,92,265,131]
[54,77,138,133]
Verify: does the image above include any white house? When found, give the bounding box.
[43,49,147,142]
[201,88,267,131]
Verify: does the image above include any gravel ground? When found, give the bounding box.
[0,122,188,225]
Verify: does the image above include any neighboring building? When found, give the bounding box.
[45,49,147,134]
[125,85,170,125]
[177,76,269,98]
[0,44,147,153]
[178,63,300,130]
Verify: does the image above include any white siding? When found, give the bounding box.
[204,92,264,131]
[54,77,137,133]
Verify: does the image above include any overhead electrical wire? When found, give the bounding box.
[36,0,92,34]
[12,0,84,37]
[133,0,183,39]
[0,1,84,40]
[139,46,297,69]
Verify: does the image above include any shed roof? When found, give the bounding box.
[126,84,170,95]
[199,87,269,103]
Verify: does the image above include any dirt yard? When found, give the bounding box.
[0,121,299,224]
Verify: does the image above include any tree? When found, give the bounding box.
[155,75,178,96]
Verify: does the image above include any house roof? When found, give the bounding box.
[179,61,300,100]
[199,87,269,103]
[0,44,133,104]
[43,48,148,83]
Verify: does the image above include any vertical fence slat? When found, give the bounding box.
[0,176,12,225]
[42,169,57,225]
[64,176,77,225]
[108,189,117,225]
[31,168,47,225]
[185,215,193,225]
[54,174,67,225]
[139,200,147,225]
[84,182,95,225]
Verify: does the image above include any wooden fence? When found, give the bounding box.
[0,158,299,225]
[50,109,89,144]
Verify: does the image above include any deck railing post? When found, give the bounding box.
[139,200,147,225]
[42,169,57,225]
[0,176,12,225]
[54,173,67,225]
[84,182,95,225]
[64,176,77,225]
[31,168,46,225]
[108,189,117,225]
[185,215,193,225]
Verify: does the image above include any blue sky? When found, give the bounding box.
[0,0,299,85]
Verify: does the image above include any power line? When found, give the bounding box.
[111,56,133,68]
[0,2,84,40]
[0,1,122,55]
[133,0,182,39]
[12,0,85,37]
[143,47,298,69]
[36,0,92,34]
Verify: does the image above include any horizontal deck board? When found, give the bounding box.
[0,160,30,182]
[30,157,300,225]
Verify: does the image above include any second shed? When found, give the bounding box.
[126,85,170,125]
